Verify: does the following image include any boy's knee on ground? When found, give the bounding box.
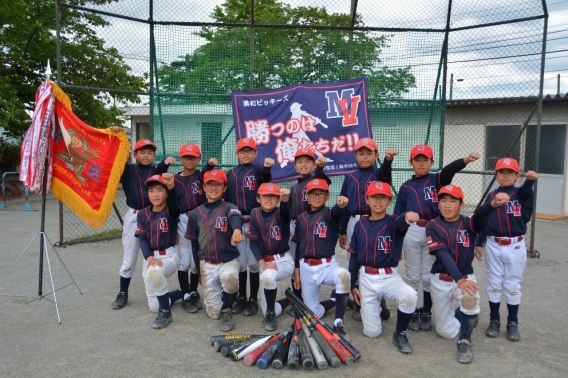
[208,308,220,320]
[363,326,382,338]
[148,298,159,313]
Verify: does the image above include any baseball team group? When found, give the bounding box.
[107,126,538,364]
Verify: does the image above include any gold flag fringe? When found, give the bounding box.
[50,82,72,110]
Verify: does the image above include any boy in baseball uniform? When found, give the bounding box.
[293,179,351,341]
[475,158,538,341]
[247,183,293,331]
[110,133,175,310]
[173,143,217,313]
[348,182,420,353]
[394,144,480,331]
[426,184,509,363]
[135,173,182,329]
[185,169,245,332]
[226,138,273,316]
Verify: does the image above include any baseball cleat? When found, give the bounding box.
[419,311,432,331]
[264,310,277,331]
[219,309,235,332]
[457,339,473,364]
[506,321,521,341]
[111,292,128,310]
[189,292,203,310]
[231,297,246,314]
[152,309,173,329]
[485,319,500,338]
[408,312,420,332]
[333,321,350,342]
[380,298,391,320]
[392,332,413,354]
[352,302,362,321]
[243,299,259,316]
[182,296,198,313]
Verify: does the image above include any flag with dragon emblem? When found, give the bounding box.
[20,81,130,228]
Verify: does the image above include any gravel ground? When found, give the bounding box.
[0,193,566,377]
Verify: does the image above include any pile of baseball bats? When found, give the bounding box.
[208,288,361,370]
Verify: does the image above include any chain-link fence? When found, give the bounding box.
[56,0,547,253]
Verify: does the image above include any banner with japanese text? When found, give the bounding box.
[231,78,372,182]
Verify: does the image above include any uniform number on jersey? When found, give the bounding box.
[377,236,392,253]
[159,218,169,232]
[215,216,228,232]
[424,186,438,203]
[191,181,203,195]
[506,200,521,216]
[270,226,281,240]
[313,222,328,238]
[458,230,470,247]
[244,176,257,190]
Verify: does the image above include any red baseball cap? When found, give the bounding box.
[366,181,392,198]
[495,158,520,173]
[237,137,257,151]
[257,183,281,196]
[203,169,227,184]
[355,138,378,152]
[179,143,201,157]
[294,148,316,160]
[144,174,165,186]
[306,178,329,192]
[410,144,434,159]
[134,139,157,152]
[438,184,464,200]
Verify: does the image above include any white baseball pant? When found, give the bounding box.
[359,267,417,338]
[177,213,197,274]
[237,221,259,273]
[200,259,240,320]
[142,248,179,313]
[402,224,435,292]
[299,256,351,318]
[484,237,527,306]
[119,208,140,278]
[345,215,360,258]
[259,252,295,316]
[430,273,480,339]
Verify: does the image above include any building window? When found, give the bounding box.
[485,125,521,171]
[525,124,566,175]
[201,122,222,164]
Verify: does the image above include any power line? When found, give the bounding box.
[547,0,568,5]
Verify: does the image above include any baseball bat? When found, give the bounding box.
[244,334,281,366]
[298,312,329,369]
[272,329,293,369]
[295,319,314,369]
[287,323,300,370]
[257,331,288,369]
[214,336,265,352]
[229,336,272,361]
[221,338,258,357]
[210,334,268,346]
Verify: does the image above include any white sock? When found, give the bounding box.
[183,293,190,300]
[334,318,342,327]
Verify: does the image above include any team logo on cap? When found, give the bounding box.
[313,179,319,185]
[159,218,169,232]
[458,230,470,247]
[151,175,159,180]
[143,139,150,143]
[243,138,249,143]
[362,138,369,143]
[270,226,281,240]
[314,222,328,237]
[503,158,511,165]
[418,145,424,151]
[507,200,521,216]
[375,182,383,189]
[245,176,256,190]
[186,145,193,150]
[267,184,273,190]
[445,185,454,190]
[377,236,392,253]
[424,186,438,202]
[211,170,218,175]
[215,216,228,232]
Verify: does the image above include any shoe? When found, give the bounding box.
[408,312,420,332]
[289,307,295,317]
[152,309,173,329]
[352,302,362,321]
[182,296,198,313]
[243,299,259,316]
[419,311,432,331]
[333,321,350,342]
[485,319,500,338]
[392,332,413,354]
[231,297,246,314]
[457,339,473,364]
[506,321,521,341]
[264,310,277,331]
[189,292,203,310]
[220,309,235,332]
[380,298,390,320]
[111,292,128,310]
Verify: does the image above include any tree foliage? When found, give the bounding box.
[157,0,415,101]
[0,0,146,139]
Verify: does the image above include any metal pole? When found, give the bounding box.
[348,0,359,80]
[438,0,453,168]
[56,1,61,83]
[449,73,453,100]
[149,0,154,147]
[558,74,561,95]
[38,160,48,296]
[250,0,255,90]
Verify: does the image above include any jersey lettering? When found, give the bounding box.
[215,216,228,232]
[244,176,257,190]
[270,225,281,240]
[458,229,470,247]
[507,200,521,216]
[158,218,169,232]
[191,181,202,195]
[313,222,328,238]
[424,186,438,203]
[377,236,392,253]
[302,189,308,202]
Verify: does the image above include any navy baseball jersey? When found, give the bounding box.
[293,205,344,266]
[339,159,392,234]
[247,201,291,257]
[393,159,467,219]
[120,161,169,210]
[185,199,242,263]
[289,165,331,220]
[135,189,179,259]
[226,163,271,215]
[173,164,214,213]
[475,180,535,245]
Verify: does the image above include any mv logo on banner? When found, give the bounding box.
[324,88,361,127]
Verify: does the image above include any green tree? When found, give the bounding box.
[0,0,146,139]
[157,0,415,101]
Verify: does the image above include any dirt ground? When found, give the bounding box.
[0,193,566,377]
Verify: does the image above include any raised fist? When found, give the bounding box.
[464,152,480,164]
[280,188,290,202]
[264,158,275,168]
[337,196,349,208]
[208,157,218,166]
[385,148,398,161]
[164,156,176,165]
[316,156,327,167]
[162,173,174,189]
[231,230,245,246]
[405,211,420,225]
[492,192,510,207]
[525,170,538,181]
